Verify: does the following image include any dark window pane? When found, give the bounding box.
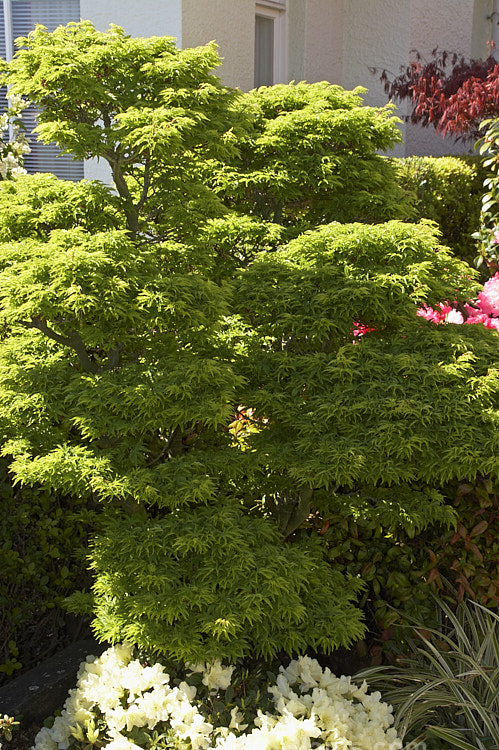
[254,14,274,87]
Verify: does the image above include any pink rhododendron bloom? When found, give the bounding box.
[418,277,499,331]
[352,322,376,337]
[417,302,453,324]
[466,311,499,330]
[477,272,499,317]
[464,302,478,317]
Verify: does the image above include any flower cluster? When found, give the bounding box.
[33,646,401,750]
[188,660,235,693]
[238,657,402,750]
[0,94,30,180]
[417,271,499,330]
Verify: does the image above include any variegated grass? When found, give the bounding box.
[355,597,499,750]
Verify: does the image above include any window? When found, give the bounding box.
[254,1,286,88]
[2,0,83,180]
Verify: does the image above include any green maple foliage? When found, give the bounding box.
[0,22,498,663]
[206,81,410,230]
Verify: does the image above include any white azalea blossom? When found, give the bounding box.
[32,647,402,750]
[105,733,142,750]
[32,727,58,750]
[229,706,248,732]
[202,659,235,692]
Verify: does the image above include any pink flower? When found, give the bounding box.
[466,310,499,330]
[464,302,478,317]
[418,279,499,331]
[417,302,453,324]
[417,304,445,323]
[477,272,499,317]
[352,322,376,337]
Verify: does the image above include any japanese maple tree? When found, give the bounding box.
[377,48,499,141]
[0,22,498,664]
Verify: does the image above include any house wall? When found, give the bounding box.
[287,0,306,81]
[81,0,183,181]
[80,0,493,179]
[182,0,255,90]
[340,0,411,156]
[489,0,499,55]
[80,0,182,41]
[302,0,344,85]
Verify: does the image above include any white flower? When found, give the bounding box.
[202,660,235,692]
[229,706,248,731]
[105,733,143,750]
[32,646,402,750]
[121,703,148,733]
[49,715,72,748]
[188,662,205,674]
[31,727,58,750]
[179,680,197,702]
[106,705,128,735]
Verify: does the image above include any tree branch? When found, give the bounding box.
[22,317,123,374]
[101,343,124,371]
[167,426,184,458]
[270,484,314,539]
[136,158,151,213]
[273,203,283,224]
[22,317,100,373]
[104,144,141,237]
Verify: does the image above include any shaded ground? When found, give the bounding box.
[4,722,40,750]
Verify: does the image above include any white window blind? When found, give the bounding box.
[3,0,83,180]
[0,4,6,60]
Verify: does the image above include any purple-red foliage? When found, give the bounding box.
[377,49,499,141]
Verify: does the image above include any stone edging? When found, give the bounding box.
[0,639,106,723]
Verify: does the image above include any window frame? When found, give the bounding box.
[255,0,287,87]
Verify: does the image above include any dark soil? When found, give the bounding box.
[4,722,40,750]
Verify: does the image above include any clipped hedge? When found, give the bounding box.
[0,460,96,686]
[392,155,485,268]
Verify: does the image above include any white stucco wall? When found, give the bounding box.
[79,0,182,41]
[341,0,412,156]
[302,0,344,85]
[81,0,182,181]
[182,0,255,90]
[287,0,307,81]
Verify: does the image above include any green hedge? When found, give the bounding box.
[321,476,499,662]
[0,460,96,685]
[392,155,485,268]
